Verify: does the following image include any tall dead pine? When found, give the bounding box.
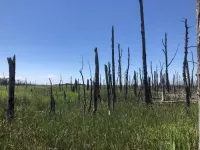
[7,55,16,120]
[138,0,151,104]
[105,64,112,115]
[125,48,130,101]
[133,71,138,96]
[162,33,179,93]
[118,44,123,92]
[80,70,86,114]
[111,26,116,109]
[183,19,191,107]
[93,48,99,115]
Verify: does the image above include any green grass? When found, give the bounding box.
[0,85,198,149]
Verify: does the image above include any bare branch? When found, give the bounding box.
[188,46,197,49]
[188,60,198,64]
[167,44,180,67]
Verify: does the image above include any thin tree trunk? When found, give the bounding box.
[80,70,86,114]
[93,48,99,115]
[112,26,116,109]
[118,44,123,92]
[183,19,190,107]
[138,0,151,104]
[49,78,55,115]
[125,48,130,101]
[105,64,112,115]
[7,55,16,120]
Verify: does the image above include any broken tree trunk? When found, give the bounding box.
[49,78,55,115]
[88,78,93,113]
[105,64,112,115]
[93,48,99,115]
[7,55,16,120]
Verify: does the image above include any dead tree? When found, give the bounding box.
[118,44,123,92]
[78,79,81,102]
[70,76,73,92]
[88,61,93,113]
[111,26,116,108]
[100,74,102,90]
[80,70,86,114]
[133,71,138,96]
[196,0,200,149]
[59,82,61,92]
[64,90,66,101]
[191,51,195,90]
[87,79,90,91]
[49,78,55,115]
[148,77,152,99]
[7,55,16,120]
[150,61,154,87]
[125,48,130,101]
[138,0,151,104]
[139,68,143,90]
[183,19,191,107]
[154,70,159,97]
[173,74,176,93]
[162,33,179,93]
[93,48,99,115]
[108,62,113,95]
[105,64,112,115]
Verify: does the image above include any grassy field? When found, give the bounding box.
[0,85,198,150]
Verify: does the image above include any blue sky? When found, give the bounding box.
[0,0,196,84]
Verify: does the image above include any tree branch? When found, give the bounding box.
[167,44,180,67]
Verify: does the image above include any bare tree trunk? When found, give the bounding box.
[88,61,93,113]
[105,64,112,115]
[150,61,154,88]
[64,90,66,101]
[133,71,137,96]
[111,26,116,109]
[70,76,73,92]
[125,48,130,101]
[118,44,123,92]
[49,78,55,115]
[88,79,93,113]
[162,33,179,93]
[93,48,99,115]
[183,19,191,107]
[148,77,152,99]
[87,79,89,91]
[7,55,16,120]
[80,70,86,114]
[139,68,143,91]
[196,0,200,149]
[162,33,170,93]
[191,51,195,90]
[138,0,151,104]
